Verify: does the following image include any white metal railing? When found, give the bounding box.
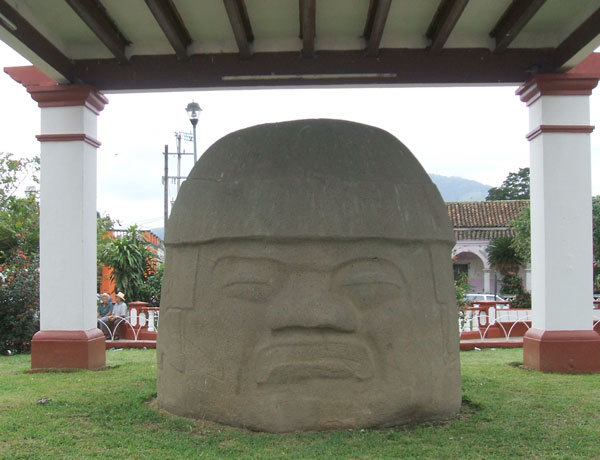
[459,301,531,340]
[460,302,600,340]
[98,306,159,341]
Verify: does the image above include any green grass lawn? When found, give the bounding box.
[1,348,599,459]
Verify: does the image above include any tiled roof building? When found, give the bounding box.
[447,200,530,294]
[447,200,529,240]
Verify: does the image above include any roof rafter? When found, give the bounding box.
[223,0,254,59]
[299,0,316,58]
[554,6,600,68]
[426,0,469,53]
[363,0,392,57]
[65,0,129,63]
[0,0,74,80]
[490,0,546,53]
[144,0,191,60]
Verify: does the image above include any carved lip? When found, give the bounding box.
[255,341,373,384]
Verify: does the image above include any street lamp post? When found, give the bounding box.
[185,101,201,163]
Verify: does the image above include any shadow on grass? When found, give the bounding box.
[142,394,481,435]
[26,364,121,374]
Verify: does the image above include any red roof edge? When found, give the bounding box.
[4,65,57,87]
[568,52,600,78]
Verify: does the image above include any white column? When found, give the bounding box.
[519,76,596,331]
[5,66,109,369]
[38,106,100,330]
[483,268,491,294]
[516,74,600,372]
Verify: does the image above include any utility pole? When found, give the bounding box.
[174,131,194,193]
[163,134,194,235]
[163,144,169,235]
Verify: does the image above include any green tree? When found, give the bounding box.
[509,205,531,262]
[592,196,600,292]
[0,237,40,354]
[99,225,153,302]
[487,236,523,276]
[487,236,529,304]
[96,212,117,292]
[138,262,164,306]
[0,153,39,262]
[486,167,530,201]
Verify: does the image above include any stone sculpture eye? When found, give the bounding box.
[213,257,283,304]
[221,280,275,303]
[332,258,405,309]
[338,280,402,308]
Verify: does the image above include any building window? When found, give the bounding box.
[453,264,469,281]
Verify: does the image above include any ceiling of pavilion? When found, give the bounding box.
[0,0,599,90]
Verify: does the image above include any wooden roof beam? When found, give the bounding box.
[426,0,469,53]
[490,0,546,53]
[363,0,392,57]
[554,6,600,68]
[0,0,74,81]
[66,0,129,63]
[145,0,191,60]
[223,0,254,59]
[299,0,316,58]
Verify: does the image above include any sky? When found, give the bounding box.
[1,40,599,230]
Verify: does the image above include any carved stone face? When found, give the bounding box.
[157,238,460,432]
[157,119,461,432]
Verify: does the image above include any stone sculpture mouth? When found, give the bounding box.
[255,341,373,384]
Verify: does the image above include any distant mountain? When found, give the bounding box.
[429,174,492,202]
[150,174,491,240]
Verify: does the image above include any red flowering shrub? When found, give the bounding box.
[0,237,39,355]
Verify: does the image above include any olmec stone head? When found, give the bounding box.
[157,119,461,432]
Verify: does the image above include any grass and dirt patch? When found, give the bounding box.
[1,348,599,459]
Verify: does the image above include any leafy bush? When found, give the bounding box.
[455,271,472,309]
[501,273,531,309]
[0,153,39,264]
[455,271,474,330]
[487,236,523,276]
[138,262,164,307]
[0,236,40,355]
[99,225,153,302]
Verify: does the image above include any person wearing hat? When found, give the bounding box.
[111,292,128,340]
[97,293,113,339]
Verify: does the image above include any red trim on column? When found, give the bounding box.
[526,124,595,141]
[516,74,599,106]
[31,329,106,370]
[4,65,108,114]
[36,133,102,148]
[523,328,600,373]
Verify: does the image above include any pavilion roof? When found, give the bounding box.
[1,0,599,91]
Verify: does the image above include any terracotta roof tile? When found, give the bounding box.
[454,228,516,240]
[446,200,529,229]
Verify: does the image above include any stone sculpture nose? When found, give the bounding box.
[267,274,357,333]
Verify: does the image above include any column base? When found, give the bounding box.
[31,329,106,370]
[523,328,600,373]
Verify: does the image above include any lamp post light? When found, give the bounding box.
[185,101,201,163]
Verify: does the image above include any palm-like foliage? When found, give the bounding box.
[487,236,523,276]
[99,225,153,302]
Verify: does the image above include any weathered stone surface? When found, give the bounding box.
[157,119,461,432]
